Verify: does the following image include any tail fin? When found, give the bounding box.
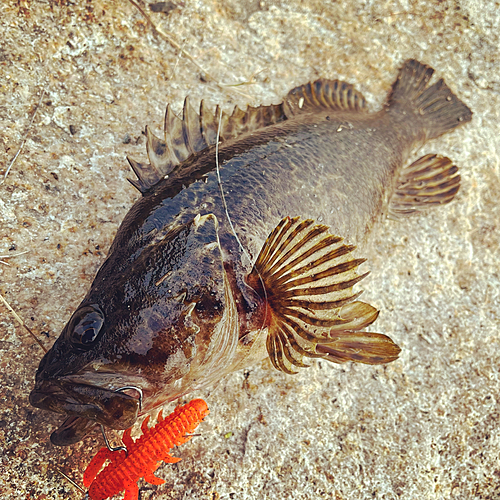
[388,59,472,140]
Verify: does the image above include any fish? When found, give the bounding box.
[29,59,472,446]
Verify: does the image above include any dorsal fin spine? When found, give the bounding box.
[182,97,207,155]
[199,100,218,146]
[161,106,182,167]
[146,126,170,175]
[169,104,191,161]
[182,98,195,156]
[127,157,153,193]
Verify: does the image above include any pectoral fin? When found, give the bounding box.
[389,154,460,218]
[247,217,400,374]
[316,332,401,364]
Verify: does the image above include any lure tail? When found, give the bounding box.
[388,59,472,140]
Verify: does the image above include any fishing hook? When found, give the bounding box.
[100,386,144,453]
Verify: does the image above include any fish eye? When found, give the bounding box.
[69,305,104,348]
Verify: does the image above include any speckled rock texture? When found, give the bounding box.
[1,1,499,499]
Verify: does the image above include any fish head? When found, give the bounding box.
[30,213,238,445]
[29,302,142,445]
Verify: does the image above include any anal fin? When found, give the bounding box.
[247,217,400,374]
[389,154,461,218]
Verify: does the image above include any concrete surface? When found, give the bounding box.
[0,0,499,499]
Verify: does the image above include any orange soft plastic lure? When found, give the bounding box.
[83,399,209,500]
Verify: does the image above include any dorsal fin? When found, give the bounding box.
[220,102,287,139]
[283,78,367,117]
[247,217,400,374]
[127,99,287,194]
[127,78,366,193]
[165,103,191,163]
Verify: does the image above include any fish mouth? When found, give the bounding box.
[29,379,141,446]
[49,415,98,446]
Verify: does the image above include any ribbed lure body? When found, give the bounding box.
[83,399,209,500]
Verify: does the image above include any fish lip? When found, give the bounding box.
[29,378,140,432]
[29,379,73,413]
[50,415,98,446]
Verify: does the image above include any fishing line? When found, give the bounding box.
[214,109,269,329]
[0,292,47,353]
[214,110,253,267]
[2,86,46,185]
[55,468,86,494]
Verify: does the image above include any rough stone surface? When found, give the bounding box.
[0,0,499,499]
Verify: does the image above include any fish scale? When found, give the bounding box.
[30,59,471,445]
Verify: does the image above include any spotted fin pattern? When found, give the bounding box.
[247,217,401,374]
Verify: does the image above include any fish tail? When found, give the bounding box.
[387,59,472,139]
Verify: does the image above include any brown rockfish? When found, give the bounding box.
[30,60,472,445]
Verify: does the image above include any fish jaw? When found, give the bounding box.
[29,319,145,445]
[50,415,98,446]
[29,376,141,445]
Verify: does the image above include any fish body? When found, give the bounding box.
[30,60,472,445]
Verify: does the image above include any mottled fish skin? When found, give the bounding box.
[30,60,472,445]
